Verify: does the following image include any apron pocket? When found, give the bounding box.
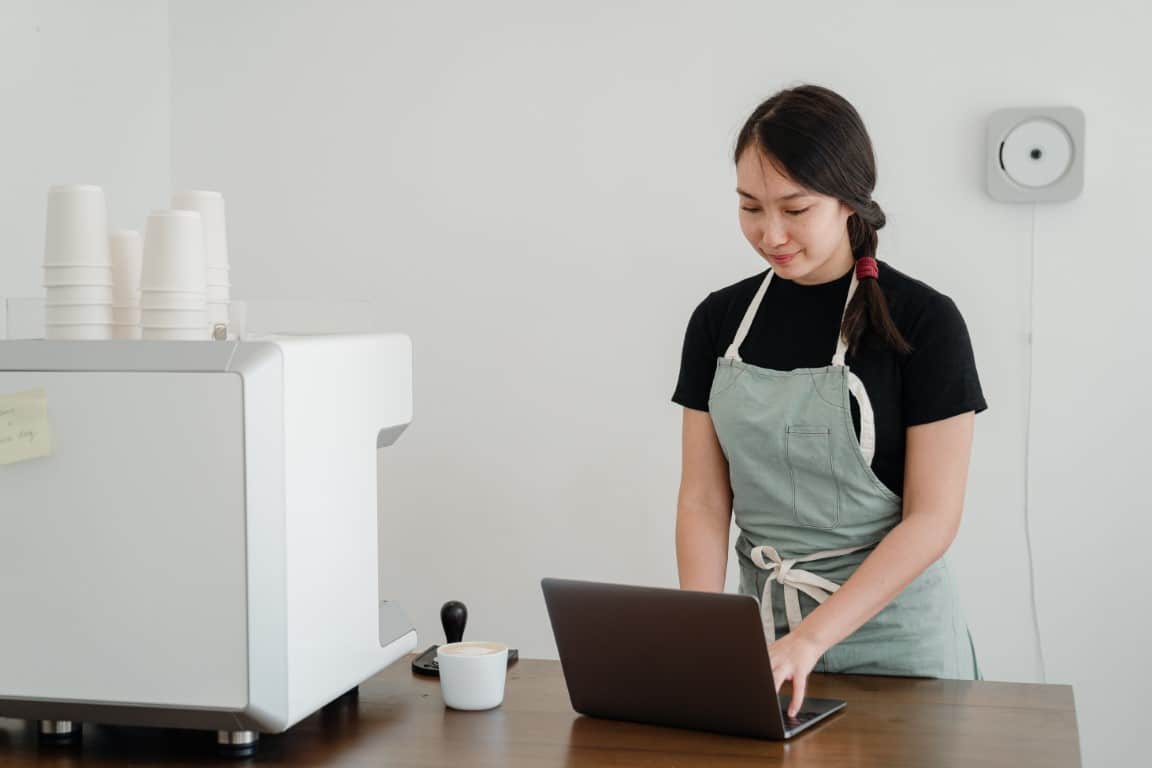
[785,425,841,529]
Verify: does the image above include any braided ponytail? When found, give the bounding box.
[842,201,911,356]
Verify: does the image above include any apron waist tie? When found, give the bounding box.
[749,542,878,643]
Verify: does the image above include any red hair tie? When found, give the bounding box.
[855,256,879,280]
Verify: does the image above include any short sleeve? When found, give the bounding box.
[672,294,720,411]
[901,293,988,426]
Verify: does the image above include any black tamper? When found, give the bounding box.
[411,600,518,676]
[441,600,467,643]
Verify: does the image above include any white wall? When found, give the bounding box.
[3,1,1138,765]
[0,0,171,323]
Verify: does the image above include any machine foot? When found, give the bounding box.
[37,720,80,743]
[323,685,360,708]
[216,729,259,758]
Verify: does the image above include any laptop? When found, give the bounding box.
[540,577,846,740]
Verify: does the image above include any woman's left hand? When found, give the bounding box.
[767,630,826,717]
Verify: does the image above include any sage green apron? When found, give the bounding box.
[708,268,980,679]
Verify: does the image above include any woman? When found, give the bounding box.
[673,84,986,717]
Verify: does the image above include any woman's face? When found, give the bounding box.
[736,147,856,285]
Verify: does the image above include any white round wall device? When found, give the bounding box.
[986,107,1084,203]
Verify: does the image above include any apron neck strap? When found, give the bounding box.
[830,272,860,366]
[723,270,774,360]
[724,268,861,366]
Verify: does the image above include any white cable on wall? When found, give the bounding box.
[1023,201,1048,683]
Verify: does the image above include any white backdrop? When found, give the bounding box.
[0,0,170,333]
[3,2,1148,766]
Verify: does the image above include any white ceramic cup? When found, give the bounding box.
[141,209,206,292]
[436,641,509,711]
[44,184,110,267]
[172,190,229,269]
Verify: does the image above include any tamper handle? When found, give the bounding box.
[441,601,467,643]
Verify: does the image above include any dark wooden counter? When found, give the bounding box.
[0,654,1080,766]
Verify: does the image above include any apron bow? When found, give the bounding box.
[749,542,876,643]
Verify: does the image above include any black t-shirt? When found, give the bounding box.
[672,260,988,498]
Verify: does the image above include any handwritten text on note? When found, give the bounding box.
[0,389,53,465]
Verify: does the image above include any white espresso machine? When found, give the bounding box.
[0,334,417,755]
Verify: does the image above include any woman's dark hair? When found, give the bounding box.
[733,84,911,356]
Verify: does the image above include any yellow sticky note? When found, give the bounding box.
[0,389,53,465]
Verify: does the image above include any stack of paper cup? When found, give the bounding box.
[172,190,229,336]
[140,209,208,340]
[43,185,114,340]
[110,230,143,339]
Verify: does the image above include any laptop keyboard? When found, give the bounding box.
[783,710,819,730]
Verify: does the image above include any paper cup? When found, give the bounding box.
[44,265,113,285]
[141,308,207,327]
[436,642,509,711]
[44,184,110,267]
[142,326,210,341]
[141,210,206,292]
[172,190,229,269]
[46,323,112,340]
[111,323,142,340]
[45,304,114,324]
[111,306,141,325]
[46,284,115,303]
[140,289,207,310]
[110,230,143,305]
